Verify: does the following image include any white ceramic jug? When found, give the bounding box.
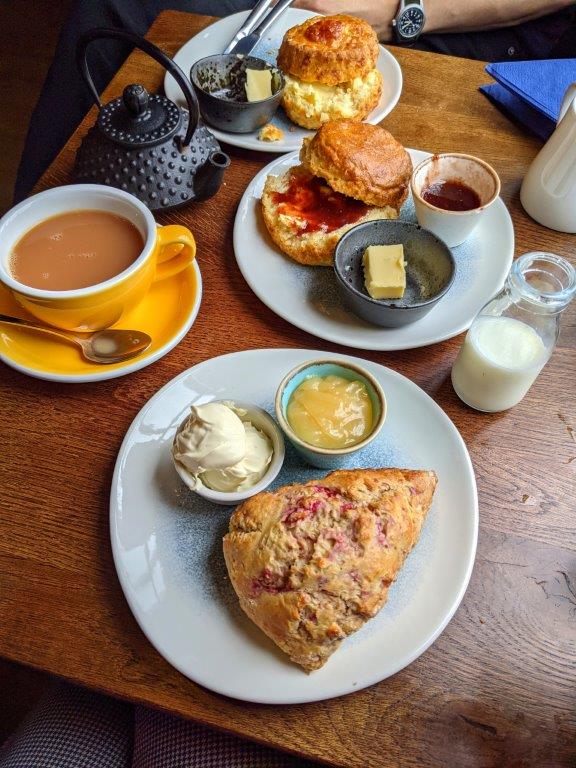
[520,83,576,233]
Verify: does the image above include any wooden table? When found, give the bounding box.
[1,11,574,768]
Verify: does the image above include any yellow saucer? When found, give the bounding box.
[0,264,201,382]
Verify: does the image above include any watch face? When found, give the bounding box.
[398,7,425,38]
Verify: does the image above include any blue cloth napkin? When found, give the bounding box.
[480,58,576,141]
[480,83,556,141]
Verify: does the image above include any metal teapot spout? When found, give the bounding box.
[193,150,231,202]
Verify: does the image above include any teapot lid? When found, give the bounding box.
[98,84,181,148]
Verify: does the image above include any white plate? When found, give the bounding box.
[234,149,515,350]
[164,9,403,153]
[110,348,478,704]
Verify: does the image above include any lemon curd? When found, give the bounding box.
[286,374,373,449]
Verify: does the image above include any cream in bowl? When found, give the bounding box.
[411,153,500,247]
[275,360,386,469]
[172,400,285,505]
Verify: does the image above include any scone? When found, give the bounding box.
[260,120,412,266]
[300,119,413,210]
[278,14,379,85]
[261,165,392,266]
[282,69,382,130]
[223,468,437,672]
[277,15,382,129]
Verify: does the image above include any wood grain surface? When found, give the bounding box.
[1,11,575,768]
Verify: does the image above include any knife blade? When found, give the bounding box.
[227,0,295,57]
[223,0,274,55]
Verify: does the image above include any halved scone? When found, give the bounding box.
[261,165,395,266]
[260,121,412,267]
[277,15,382,128]
[223,468,438,672]
[300,119,413,210]
[282,69,382,130]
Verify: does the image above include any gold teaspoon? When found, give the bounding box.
[0,313,152,364]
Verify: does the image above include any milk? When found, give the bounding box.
[451,316,549,412]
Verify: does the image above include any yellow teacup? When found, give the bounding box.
[0,185,196,331]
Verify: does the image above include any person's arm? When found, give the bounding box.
[293,0,575,41]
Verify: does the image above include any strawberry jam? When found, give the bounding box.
[271,170,369,234]
[421,179,481,211]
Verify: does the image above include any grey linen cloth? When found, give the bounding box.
[0,682,323,768]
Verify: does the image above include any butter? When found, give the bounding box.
[363,244,406,300]
[245,68,272,102]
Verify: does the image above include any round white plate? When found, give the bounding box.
[164,9,403,153]
[234,150,515,350]
[111,348,478,704]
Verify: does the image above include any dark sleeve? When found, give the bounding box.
[412,7,575,63]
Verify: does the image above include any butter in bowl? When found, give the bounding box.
[190,54,285,133]
[334,220,456,328]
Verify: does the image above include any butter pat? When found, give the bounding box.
[245,68,272,102]
[363,244,406,300]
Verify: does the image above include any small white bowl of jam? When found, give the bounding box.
[411,153,501,247]
[275,359,387,469]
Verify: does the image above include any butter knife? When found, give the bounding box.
[223,0,275,55]
[226,0,296,57]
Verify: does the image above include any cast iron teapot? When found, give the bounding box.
[74,28,230,211]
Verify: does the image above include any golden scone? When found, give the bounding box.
[300,120,413,210]
[277,15,382,128]
[282,69,382,130]
[261,165,396,266]
[223,468,438,672]
[278,15,379,85]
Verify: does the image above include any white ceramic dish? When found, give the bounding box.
[110,348,478,704]
[173,400,285,505]
[411,153,501,247]
[164,9,403,153]
[233,149,515,351]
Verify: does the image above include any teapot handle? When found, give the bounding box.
[76,27,199,148]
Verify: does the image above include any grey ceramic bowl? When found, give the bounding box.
[334,220,456,328]
[190,54,284,134]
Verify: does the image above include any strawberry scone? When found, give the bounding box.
[223,467,437,672]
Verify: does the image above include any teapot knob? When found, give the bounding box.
[123,84,149,117]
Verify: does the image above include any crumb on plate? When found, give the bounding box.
[258,123,284,142]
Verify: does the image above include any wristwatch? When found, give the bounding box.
[392,0,426,43]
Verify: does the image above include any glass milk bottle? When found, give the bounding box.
[451,252,576,412]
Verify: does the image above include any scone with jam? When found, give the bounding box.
[260,120,412,266]
[277,15,382,129]
[223,467,437,672]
